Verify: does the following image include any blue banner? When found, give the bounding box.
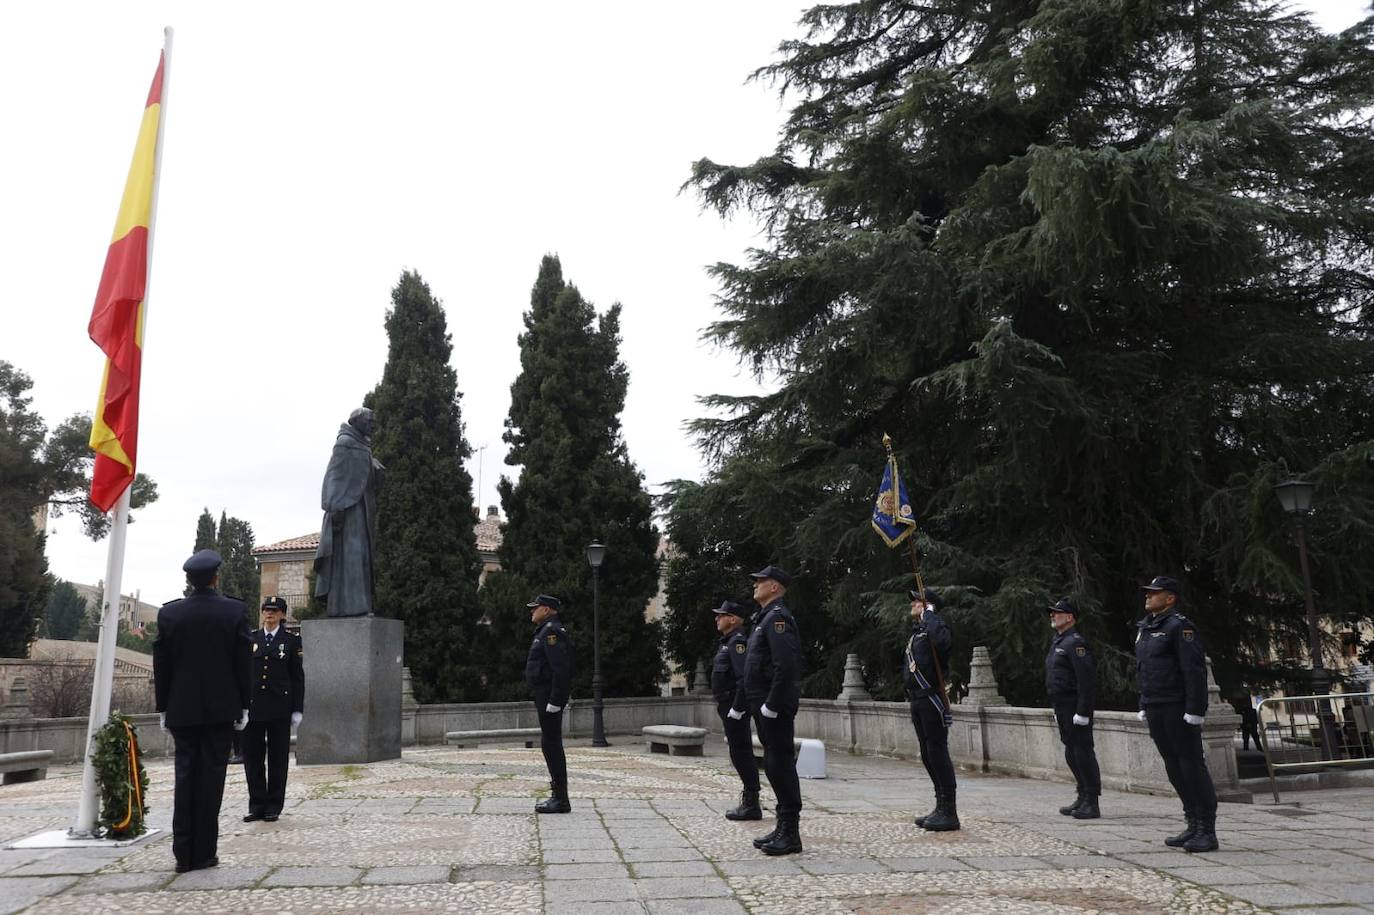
[872,456,917,547]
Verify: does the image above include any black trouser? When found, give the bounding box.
[169,723,233,869]
[752,703,801,820]
[1241,720,1261,751]
[242,717,292,816]
[716,697,760,793]
[535,701,567,787]
[910,695,956,791]
[1145,702,1217,820]
[1053,700,1101,796]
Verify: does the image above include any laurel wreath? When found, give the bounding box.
[92,711,149,838]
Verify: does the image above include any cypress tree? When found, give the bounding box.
[367,270,483,703]
[490,255,664,698]
[193,508,216,552]
[0,362,51,656]
[43,580,89,641]
[677,1,1374,705]
[216,513,260,611]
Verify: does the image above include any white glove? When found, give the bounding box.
[1072,714,1090,726]
[1137,710,1147,722]
[290,712,303,727]
[726,708,745,720]
[234,709,249,731]
[1183,713,1204,726]
[545,703,561,713]
[159,712,167,732]
[760,704,778,719]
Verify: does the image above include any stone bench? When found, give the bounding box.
[750,735,827,779]
[0,750,54,785]
[445,728,542,749]
[643,725,708,756]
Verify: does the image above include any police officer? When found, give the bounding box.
[1136,576,1219,852]
[728,565,803,855]
[1045,598,1101,819]
[905,587,959,831]
[711,599,761,821]
[525,594,574,813]
[153,550,252,873]
[242,596,304,823]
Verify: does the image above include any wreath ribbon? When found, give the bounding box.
[112,720,143,832]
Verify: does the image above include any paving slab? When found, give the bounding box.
[360,864,452,884]
[261,865,362,886]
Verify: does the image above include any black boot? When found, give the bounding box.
[921,786,961,832]
[752,816,780,849]
[726,789,763,821]
[1164,810,1196,848]
[915,789,941,828]
[1059,791,1084,816]
[1071,794,1100,819]
[760,817,802,856]
[1183,816,1219,853]
[535,782,571,814]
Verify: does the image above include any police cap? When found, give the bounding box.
[1046,597,1078,616]
[712,599,745,618]
[262,596,288,612]
[526,594,562,611]
[1142,576,1182,595]
[182,549,223,575]
[748,565,792,587]
[908,587,945,610]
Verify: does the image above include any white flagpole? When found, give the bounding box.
[70,26,173,840]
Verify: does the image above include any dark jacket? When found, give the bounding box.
[153,589,252,728]
[1045,626,1094,718]
[733,600,801,715]
[903,609,952,697]
[1135,609,1207,716]
[525,615,573,708]
[247,626,305,721]
[710,628,749,700]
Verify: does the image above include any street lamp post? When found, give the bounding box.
[586,541,609,747]
[1274,479,1337,758]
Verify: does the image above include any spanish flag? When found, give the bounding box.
[88,52,165,513]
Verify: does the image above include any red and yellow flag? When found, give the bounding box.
[88,53,164,512]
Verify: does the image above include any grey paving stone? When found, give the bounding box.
[544,862,630,880]
[166,865,270,891]
[613,833,692,849]
[545,875,638,902]
[1270,908,1374,915]
[619,845,706,863]
[5,854,113,876]
[262,865,362,887]
[953,855,1051,871]
[646,898,749,914]
[1160,864,1270,885]
[455,864,540,881]
[64,871,173,894]
[877,856,974,873]
[0,876,78,915]
[1116,850,1208,868]
[634,875,732,899]
[547,901,645,915]
[359,865,452,884]
[1211,882,1341,906]
[716,858,806,876]
[801,858,889,875]
[541,846,622,864]
[1314,883,1374,904]
[1037,854,1131,869]
[631,860,717,878]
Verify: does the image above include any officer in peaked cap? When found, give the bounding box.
[1136,575,1219,852]
[524,594,574,813]
[241,597,304,823]
[729,564,804,855]
[711,599,761,822]
[153,549,252,872]
[904,586,959,831]
[1045,598,1101,819]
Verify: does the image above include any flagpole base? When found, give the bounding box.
[8,827,161,850]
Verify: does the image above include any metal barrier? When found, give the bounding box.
[1257,691,1374,803]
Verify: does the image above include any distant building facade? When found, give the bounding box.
[70,582,159,632]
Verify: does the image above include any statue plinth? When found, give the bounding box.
[296,616,403,764]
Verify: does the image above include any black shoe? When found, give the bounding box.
[191,856,218,871]
[1071,796,1100,819]
[915,791,940,828]
[243,812,265,823]
[535,783,571,814]
[1183,821,1219,853]
[174,862,191,874]
[263,814,279,823]
[753,819,780,849]
[921,787,960,832]
[725,790,763,821]
[760,819,802,856]
[1059,792,1084,816]
[1164,814,1197,848]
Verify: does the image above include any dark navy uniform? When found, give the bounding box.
[525,609,574,792]
[903,589,957,828]
[732,597,802,820]
[712,619,760,799]
[1136,576,1218,850]
[153,550,252,872]
[1045,601,1100,814]
[243,614,304,820]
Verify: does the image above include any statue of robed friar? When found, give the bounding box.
[313,407,385,617]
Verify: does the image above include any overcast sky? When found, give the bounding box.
[3,1,1363,607]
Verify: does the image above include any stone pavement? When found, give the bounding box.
[2,738,1373,914]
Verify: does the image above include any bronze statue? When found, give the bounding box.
[313,408,384,617]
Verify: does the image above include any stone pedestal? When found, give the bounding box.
[965,646,1007,708]
[836,654,872,701]
[691,660,712,696]
[296,617,403,764]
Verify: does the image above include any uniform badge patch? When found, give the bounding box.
[774,621,785,634]
[1182,630,1194,641]
[252,643,259,653]
[546,634,557,645]
[1075,646,1086,657]
[735,642,746,654]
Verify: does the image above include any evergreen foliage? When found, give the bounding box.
[184,509,217,596]
[489,255,664,698]
[672,1,1374,707]
[42,580,89,641]
[92,712,149,838]
[216,512,260,611]
[366,270,483,703]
